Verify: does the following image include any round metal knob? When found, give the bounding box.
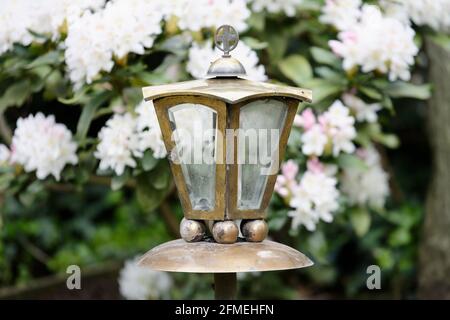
[212,220,239,244]
[180,218,206,242]
[241,219,268,242]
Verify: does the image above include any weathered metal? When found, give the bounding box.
[138,239,313,273]
[179,218,206,242]
[143,78,312,104]
[241,219,268,242]
[212,221,239,244]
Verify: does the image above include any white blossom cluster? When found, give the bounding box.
[0,0,105,55]
[176,0,251,32]
[248,0,303,17]
[118,258,172,300]
[341,146,390,208]
[380,0,450,33]
[326,4,418,81]
[95,101,166,176]
[8,113,78,180]
[320,0,362,31]
[275,159,340,231]
[296,100,356,158]
[64,0,164,89]
[0,144,11,165]
[187,41,268,81]
[342,93,382,123]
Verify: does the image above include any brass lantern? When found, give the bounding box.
[142,25,311,244]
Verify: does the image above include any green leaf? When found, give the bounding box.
[0,80,32,112]
[388,228,411,247]
[76,91,113,141]
[267,32,288,63]
[278,55,313,86]
[314,66,341,81]
[247,12,265,31]
[150,165,170,190]
[136,173,170,212]
[268,216,287,231]
[337,154,368,170]
[310,47,341,68]
[142,151,159,171]
[359,86,383,100]
[26,51,61,69]
[304,78,344,104]
[350,207,371,237]
[385,82,431,100]
[111,171,130,191]
[242,37,268,50]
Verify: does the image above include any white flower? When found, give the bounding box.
[136,101,167,159]
[249,0,303,17]
[118,258,172,300]
[95,113,141,176]
[10,113,78,180]
[288,169,339,231]
[320,100,356,156]
[176,0,250,32]
[380,0,450,33]
[0,0,105,55]
[64,0,163,89]
[95,101,168,175]
[341,146,390,208]
[342,93,381,123]
[329,4,418,81]
[187,41,267,81]
[320,0,362,31]
[0,144,11,165]
[301,124,327,156]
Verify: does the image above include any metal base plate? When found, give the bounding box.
[138,239,313,273]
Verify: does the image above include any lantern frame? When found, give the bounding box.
[227,96,299,220]
[145,78,312,221]
[154,95,227,220]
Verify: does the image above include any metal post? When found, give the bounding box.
[214,273,237,300]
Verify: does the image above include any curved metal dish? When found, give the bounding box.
[138,239,313,273]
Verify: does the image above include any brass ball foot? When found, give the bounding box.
[212,220,239,244]
[241,219,268,242]
[180,218,206,242]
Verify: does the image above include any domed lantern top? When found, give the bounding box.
[142,25,311,232]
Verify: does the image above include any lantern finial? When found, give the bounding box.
[207,25,246,78]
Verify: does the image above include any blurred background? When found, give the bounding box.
[1,0,450,300]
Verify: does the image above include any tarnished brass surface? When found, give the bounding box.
[138,239,313,273]
[207,57,247,78]
[180,218,206,242]
[212,221,239,244]
[143,78,312,105]
[154,96,227,220]
[241,219,268,242]
[227,98,299,219]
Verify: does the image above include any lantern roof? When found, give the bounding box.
[142,78,312,104]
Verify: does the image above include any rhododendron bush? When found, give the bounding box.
[0,0,447,298]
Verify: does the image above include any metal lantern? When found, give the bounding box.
[142,25,311,244]
[139,25,313,299]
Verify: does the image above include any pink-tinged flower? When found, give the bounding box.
[307,157,324,174]
[294,108,316,130]
[275,160,300,200]
[281,159,299,181]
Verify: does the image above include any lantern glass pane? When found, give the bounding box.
[168,104,217,211]
[237,99,288,210]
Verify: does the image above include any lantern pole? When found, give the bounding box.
[214,273,237,300]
